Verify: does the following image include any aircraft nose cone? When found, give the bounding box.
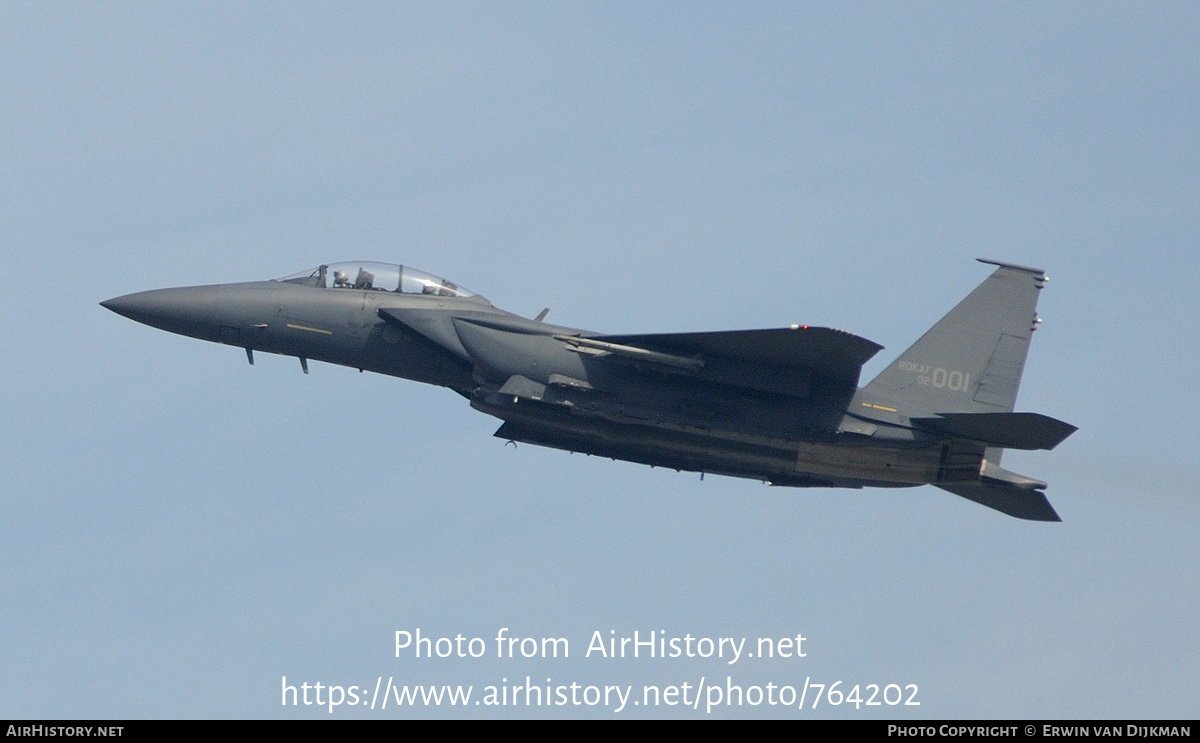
[101,288,190,324]
[100,293,147,320]
[100,286,221,339]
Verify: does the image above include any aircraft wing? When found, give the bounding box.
[588,326,884,392]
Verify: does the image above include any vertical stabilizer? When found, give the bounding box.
[863,259,1046,416]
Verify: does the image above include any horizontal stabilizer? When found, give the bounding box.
[913,412,1077,450]
[938,483,1061,522]
[593,327,883,387]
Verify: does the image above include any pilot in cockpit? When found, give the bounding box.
[332,270,350,288]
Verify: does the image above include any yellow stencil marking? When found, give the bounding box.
[861,402,898,413]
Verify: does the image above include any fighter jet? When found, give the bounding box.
[102,258,1076,521]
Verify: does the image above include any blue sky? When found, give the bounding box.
[2,2,1197,718]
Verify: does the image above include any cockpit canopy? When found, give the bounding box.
[276,261,480,299]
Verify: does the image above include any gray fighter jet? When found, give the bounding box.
[102,258,1075,521]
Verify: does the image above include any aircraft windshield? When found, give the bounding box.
[276,261,479,298]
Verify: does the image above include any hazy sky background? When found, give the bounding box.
[2,2,1197,718]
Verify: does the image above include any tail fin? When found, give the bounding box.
[863,259,1046,416]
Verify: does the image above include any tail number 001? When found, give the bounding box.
[918,368,969,392]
